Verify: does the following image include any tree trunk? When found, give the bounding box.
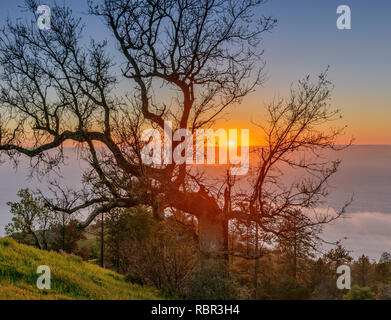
[42,230,48,250]
[197,212,228,272]
[293,243,297,280]
[62,214,65,251]
[30,230,41,250]
[253,222,259,299]
[293,226,297,281]
[100,212,104,268]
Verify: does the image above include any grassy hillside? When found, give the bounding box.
[0,238,163,300]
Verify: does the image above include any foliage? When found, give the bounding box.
[5,189,53,250]
[353,255,372,287]
[230,243,391,300]
[276,209,322,281]
[185,266,240,300]
[344,286,377,300]
[105,207,197,296]
[50,219,86,255]
[7,189,87,258]
[324,244,353,270]
[375,252,391,284]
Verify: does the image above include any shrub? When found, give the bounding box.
[185,266,240,300]
[344,286,377,300]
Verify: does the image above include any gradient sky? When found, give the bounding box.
[0,1,391,257]
[0,0,390,145]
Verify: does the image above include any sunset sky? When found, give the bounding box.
[0,0,390,145]
[0,0,391,260]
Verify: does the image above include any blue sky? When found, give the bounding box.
[0,0,390,143]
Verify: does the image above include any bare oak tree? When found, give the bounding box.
[0,0,349,275]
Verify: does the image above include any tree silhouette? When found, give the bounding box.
[0,0,349,278]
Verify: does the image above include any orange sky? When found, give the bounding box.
[213,84,391,146]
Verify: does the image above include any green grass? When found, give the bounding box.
[0,238,164,300]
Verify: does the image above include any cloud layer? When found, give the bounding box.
[323,211,391,261]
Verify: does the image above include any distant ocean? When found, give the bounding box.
[1,145,390,260]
